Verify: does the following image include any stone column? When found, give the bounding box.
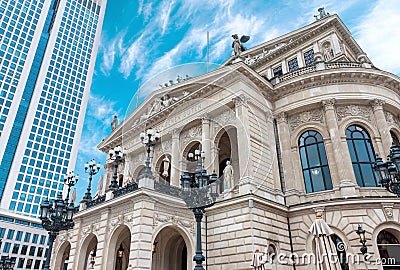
[233,95,251,179]
[201,115,212,171]
[211,145,219,174]
[170,129,180,187]
[370,99,391,153]
[275,112,296,192]
[322,99,357,196]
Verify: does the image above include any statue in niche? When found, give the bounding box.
[323,42,334,61]
[223,160,234,189]
[111,114,118,131]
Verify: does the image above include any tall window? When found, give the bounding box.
[288,58,299,72]
[391,130,399,146]
[346,125,378,187]
[273,65,283,77]
[299,130,332,193]
[304,49,314,66]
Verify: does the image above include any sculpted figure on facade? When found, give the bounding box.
[223,160,234,189]
[111,114,118,131]
[322,42,334,61]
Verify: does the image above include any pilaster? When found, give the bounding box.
[201,115,212,171]
[370,99,391,153]
[170,128,180,187]
[321,99,357,196]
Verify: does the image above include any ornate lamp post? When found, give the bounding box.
[40,193,75,270]
[374,143,400,196]
[64,172,79,202]
[180,150,219,270]
[108,146,125,190]
[140,128,160,177]
[82,160,101,202]
[0,256,16,270]
[356,224,367,255]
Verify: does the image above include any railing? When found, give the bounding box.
[86,194,106,209]
[325,62,362,69]
[154,180,181,198]
[112,182,139,198]
[275,62,365,85]
[279,65,316,82]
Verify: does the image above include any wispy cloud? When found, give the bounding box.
[353,0,400,75]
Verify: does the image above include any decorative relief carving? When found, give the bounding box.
[381,203,394,220]
[288,109,324,131]
[81,223,99,237]
[154,213,195,235]
[336,105,372,122]
[213,109,236,128]
[181,126,202,146]
[384,111,399,126]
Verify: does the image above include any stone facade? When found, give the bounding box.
[52,14,400,270]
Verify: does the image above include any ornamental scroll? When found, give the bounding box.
[287,109,324,131]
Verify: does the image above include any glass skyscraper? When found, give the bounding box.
[0,0,106,268]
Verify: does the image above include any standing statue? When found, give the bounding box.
[231,34,250,57]
[223,160,234,189]
[111,115,118,131]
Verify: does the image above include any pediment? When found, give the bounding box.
[223,15,368,75]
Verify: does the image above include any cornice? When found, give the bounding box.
[264,67,400,102]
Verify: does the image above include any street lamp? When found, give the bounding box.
[180,150,219,270]
[108,146,125,190]
[64,172,79,202]
[140,128,160,178]
[40,192,75,270]
[374,143,400,196]
[0,256,16,270]
[82,160,101,202]
[356,224,367,255]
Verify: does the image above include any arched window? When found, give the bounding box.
[391,130,400,146]
[345,125,378,187]
[299,130,332,193]
[377,230,400,269]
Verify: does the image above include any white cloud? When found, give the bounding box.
[353,0,400,75]
[159,0,175,35]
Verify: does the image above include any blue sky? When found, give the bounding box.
[72,0,400,200]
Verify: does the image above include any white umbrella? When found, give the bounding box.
[308,213,341,270]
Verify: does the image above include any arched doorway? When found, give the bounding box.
[182,141,202,175]
[106,225,131,270]
[152,226,191,270]
[215,127,239,191]
[377,229,400,269]
[77,234,98,270]
[54,241,71,270]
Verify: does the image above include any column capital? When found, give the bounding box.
[276,112,288,124]
[321,98,336,111]
[370,98,385,111]
[233,94,248,107]
[170,128,180,139]
[201,113,211,123]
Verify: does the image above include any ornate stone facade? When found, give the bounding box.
[53,14,400,270]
